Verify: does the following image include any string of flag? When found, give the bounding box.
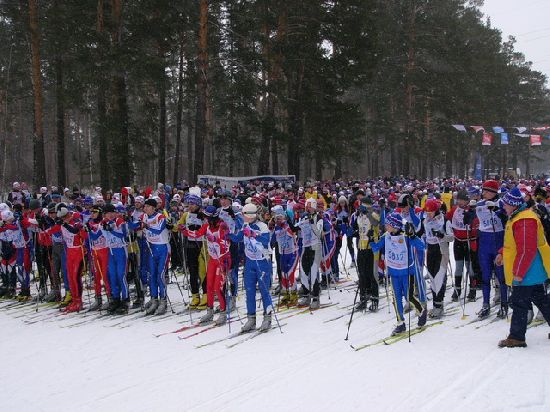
[451,125,550,146]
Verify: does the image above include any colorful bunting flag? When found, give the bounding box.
[471,126,485,133]
[482,132,493,146]
[500,133,509,145]
[493,126,504,133]
[530,134,542,146]
[514,127,527,133]
[515,133,529,137]
[452,124,467,132]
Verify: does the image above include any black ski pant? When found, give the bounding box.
[427,244,446,308]
[300,246,320,297]
[185,242,207,295]
[453,240,481,290]
[357,248,377,301]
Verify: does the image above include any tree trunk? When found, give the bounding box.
[28,0,47,186]
[158,59,166,184]
[97,0,109,190]
[55,56,66,188]
[108,0,130,189]
[194,0,208,182]
[403,0,416,177]
[173,36,185,185]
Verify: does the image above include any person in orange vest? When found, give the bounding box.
[496,187,550,348]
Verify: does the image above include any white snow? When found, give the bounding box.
[1,249,549,412]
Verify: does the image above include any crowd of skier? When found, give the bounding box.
[1,176,549,347]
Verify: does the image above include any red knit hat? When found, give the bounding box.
[424,199,442,213]
[482,180,499,193]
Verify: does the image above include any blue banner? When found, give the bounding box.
[474,153,482,180]
[500,132,509,145]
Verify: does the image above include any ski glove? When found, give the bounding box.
[243,226,256,238]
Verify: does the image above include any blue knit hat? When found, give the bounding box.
[386,213,403,230]
[185,194,202,207]
[502,187,524,207]
[467,186,480,196]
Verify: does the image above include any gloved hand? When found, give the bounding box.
[243,226,256,238]
[404,222,415,237]
[406,196,415,208]
[486,200,497,211]
[463,210,475,226]
[103,222,113,231]
[367,229,374,239]
[433,229,445,239]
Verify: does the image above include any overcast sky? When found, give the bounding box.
[482,0,550,83]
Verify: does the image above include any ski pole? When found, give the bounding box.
[404,230,412,343]
[344,282,360,341]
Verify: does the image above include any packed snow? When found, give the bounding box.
[1,249,549,412]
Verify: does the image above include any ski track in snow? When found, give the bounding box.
[0,248,549,412]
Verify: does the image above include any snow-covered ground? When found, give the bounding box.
[1,251,549,412]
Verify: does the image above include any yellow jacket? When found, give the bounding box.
[503,209,550,286]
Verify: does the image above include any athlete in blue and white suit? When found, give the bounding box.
[141,198,171,315]
[469,181,508,318]
[101,203,129,313]
[235,203,273,333]
[370,212,427,336]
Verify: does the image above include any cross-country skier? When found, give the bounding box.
[295,198,324,309]
[353,197,381,311]
[178,192,208,310]
[86,206,112,311]
[447,190,481,302]
[271,205,299,307]
[196,205,231,326]
[236,203,273,333]
[421,199,453,318]
[370,213,427,335]
[473,180,508,319]
[141,198,171,316]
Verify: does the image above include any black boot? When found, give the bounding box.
[368,298,379,312]
[496,303,508,319]
[115,299,129,315]
[451,289,461,302]
[355,296,367,311]
[107,298,121,315]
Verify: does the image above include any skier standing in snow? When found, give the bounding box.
[473,180,508,319]
[296,198,324,309]
[271,204,299,307]
[370,212,427,335]
[177,192,208,310]
[195,205,231,326]
[237,203,274,333]
[141,198,171,316]
[86,206,112,311]
[421,199,453,318]
[101,204,130,314]
[448,190,481,302]
[353,198,381,311]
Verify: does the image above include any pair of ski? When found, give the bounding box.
[191,303,338,348]
[350,320,444,351]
